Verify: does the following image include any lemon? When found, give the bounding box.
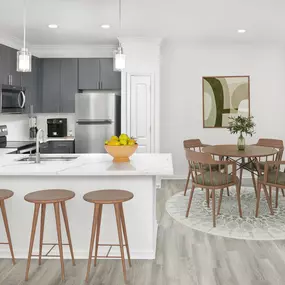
[110,135,119,141]
[104,140,109,145]
[115,141,121,146]
[128,141,135,146]
[108,141,118,146]
[119,134,129,141]
[120,139,128,146]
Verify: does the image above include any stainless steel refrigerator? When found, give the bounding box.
[75,91,121,153]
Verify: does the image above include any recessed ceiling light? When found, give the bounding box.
[48,24,58,29]
[237,29,246,33]
[101,24,111,29]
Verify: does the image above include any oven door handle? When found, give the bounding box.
[18,91,26,109]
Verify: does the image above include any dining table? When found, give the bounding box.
[202,145,278,203]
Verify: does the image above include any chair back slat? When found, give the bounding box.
[256,138,284,162]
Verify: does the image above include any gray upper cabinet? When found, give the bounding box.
[21,56,41,113]
[100,58,121,90]
[0,44,21,86]
[60,59,78,113]
[78,58,100,90]
[41,59,61,113]
[41,58,78,113]
[78,58,120,90]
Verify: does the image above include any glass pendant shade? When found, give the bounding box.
[113,46,126,71]
[17,48,32,72]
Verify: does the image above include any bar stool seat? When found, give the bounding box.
[84,189,134,283]
[0,190,15,265]
[24,189,75,281]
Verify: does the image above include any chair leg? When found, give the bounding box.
[236,183,242,218]
[94,204,103,267]
[186,185,195,217]
[217,189,224,215]
[256,183,261,217]
[282,189,285,197]
[206,189,210,208]
[39,204,46,266]
[212,190,216,227]
[119,203,132,268]
[85,204,99,282]
[54,202,65,281]
[184,170,191,196]
[25,204,40,281]
[61,201,76,266]
[262,184,274,215]
[226,187,230,196]
[0,200,15,265]
[269,186,272,205]
[275,189,279,208]
[114,203,127,283]
[251,172,257,197]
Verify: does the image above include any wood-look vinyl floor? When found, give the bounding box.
[0,180,285,285]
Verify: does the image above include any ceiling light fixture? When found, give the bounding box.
[101,24,111,29]
[48,24,58,29]
[113,0,126,71]
[17,0,32,72]
[238,29,246,33]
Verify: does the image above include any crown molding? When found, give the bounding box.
[0,33,26,50]
[30,44,117,58]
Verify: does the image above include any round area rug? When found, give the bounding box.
[165,186,285,240]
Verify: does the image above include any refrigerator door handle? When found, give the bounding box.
[77,119,113,125]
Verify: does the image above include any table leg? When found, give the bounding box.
[238,158,245,193]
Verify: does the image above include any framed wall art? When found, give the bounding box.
[202,76,250,128]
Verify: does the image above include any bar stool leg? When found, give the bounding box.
[25,203,40,281]
[114,203,127,283]
[54,202,65,281]
[39,204,46,265]
[119,203,131,267]
[61,201,76,266]
[86,204,99,282]
[0,200,15,265]
[94,204,103,267]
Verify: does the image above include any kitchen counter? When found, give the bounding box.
[0,148,17,155]
[0,153,173,260]
[0,153,172,176]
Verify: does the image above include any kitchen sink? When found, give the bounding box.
[17,156,78,162]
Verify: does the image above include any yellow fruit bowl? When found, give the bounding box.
[105,144,138,163]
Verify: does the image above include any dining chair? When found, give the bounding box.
[251,138,284,204]
[183,139,230,197]
[185,149,241,227]
[255,160,285,217]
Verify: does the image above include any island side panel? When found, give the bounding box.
[0,175,157,260]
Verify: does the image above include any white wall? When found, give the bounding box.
[160,41,285,176]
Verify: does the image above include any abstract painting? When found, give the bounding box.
[203,76,250,128]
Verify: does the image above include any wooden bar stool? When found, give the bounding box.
[0,190,15,265]
[24,189,76,281]
[84,189,134,283]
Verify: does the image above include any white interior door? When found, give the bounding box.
[127,75,152,153]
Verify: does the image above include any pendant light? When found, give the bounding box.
[17,0,32,72]
[113,0,126,71]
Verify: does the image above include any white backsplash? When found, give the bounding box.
[0,113,75,141]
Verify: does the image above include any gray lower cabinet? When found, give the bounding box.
[41,58,78,113]
[0,44,21,86]
[78,58,120,90]
[40,140,75,154]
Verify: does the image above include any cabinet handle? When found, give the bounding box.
[97,82,100,89]
[100,81,103,89]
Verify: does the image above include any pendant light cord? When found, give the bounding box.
[119,0,122,30]
[23,0,27,50]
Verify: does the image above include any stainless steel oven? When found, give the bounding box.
[0,85,26,114]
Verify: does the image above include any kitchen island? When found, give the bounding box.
[0,153,173,260]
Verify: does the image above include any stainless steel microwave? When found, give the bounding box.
[0,85,26,114]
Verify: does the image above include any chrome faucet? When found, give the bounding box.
[35,129,44,163]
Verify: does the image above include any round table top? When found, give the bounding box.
[203,144,278,158]
[84,190,134,204]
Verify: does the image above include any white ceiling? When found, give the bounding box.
[0,0,284,46]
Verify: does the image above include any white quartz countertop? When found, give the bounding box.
[0,149,17,155]
[0,153,173,176]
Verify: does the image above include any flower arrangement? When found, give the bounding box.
[227,115,255,150]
